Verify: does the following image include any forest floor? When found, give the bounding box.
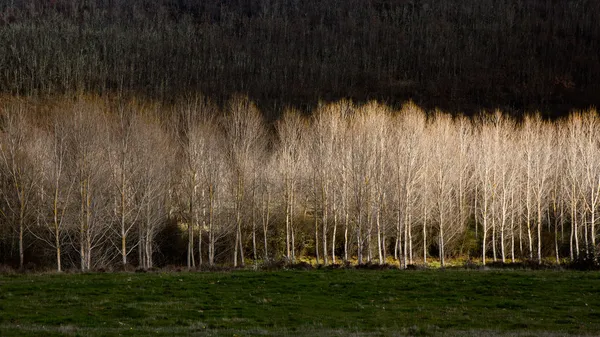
[0,269,599,336]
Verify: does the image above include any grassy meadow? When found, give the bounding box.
[1,269,599,336]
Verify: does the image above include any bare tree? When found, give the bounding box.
[257,154,276,262]
[65,99,113,271]
[390,102,426,267]
[176,98,220,269]
[367,103,391,265]
[33,112,76,272]
[275,109,308,263]
[454,115,475,259]
[562,112,587,259]
[577,110,600,251]
[419,152,434,266]
[0,102,40,269]
[104,103,144,267]
[130,109,173,269]
[520,116,535,260]
[336,115,353,263]
[427,112,461,267]
[197,118,229,267]
[222,96,267,267]
[523,115,555,263]
[309,101,352,265]
[346,107,380,264]
[476,115,494,265]
[477,112,517,264]
[491,113,517,263]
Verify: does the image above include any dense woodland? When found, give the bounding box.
[0,1,599,270]
[0,96,598,270]
[0,0,599,118]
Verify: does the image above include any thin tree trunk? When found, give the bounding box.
[188,183,195,269]
[343,171,349,263]
[377,206,382,264]
[86,185,92,270]
[584,212,589,255]
[209,185,215,266]
[482,197,488,266]
[262,187,270,261]
[234,222,239,267]
[322,185,328,265]
[383,234,387,263]
[408,214,413,264]
[591,200,596,248]
[474,184,478,239]
[121,162,128,266]
[537,201,543,264]
[138,223,144,268]
[500,216,506,263]
[511,216,515,263]
[357,208,362,265]
[439,210,445,268]
[492,217,497,262]
[252,184,257,267]
[527,218,533,260]
[570,202,575,260]
[367,205,372,263]
[285,183,291,261]
[511,190,515,263]
[423,207,427,266]
[395,208,401,263]
[573,195,579,259]
[343,204,349,263]
[403,211,409,268]
[19,211,24,270]
[54,187,61,272]
[199,189,206,267]
[80,188,86,270]
[234,175,245,267]
[526,159,533,260]
[290,190,296,263]
[332,195,337,265]
[85,185,92,269]
[314,181,320,264]
[555,210,560,264]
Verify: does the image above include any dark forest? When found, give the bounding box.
[0,0,598,118]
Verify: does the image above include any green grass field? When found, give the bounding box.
[1,269,599,336]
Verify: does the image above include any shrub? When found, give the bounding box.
[569,245,600,271]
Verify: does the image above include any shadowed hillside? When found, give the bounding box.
[0,0,598,119]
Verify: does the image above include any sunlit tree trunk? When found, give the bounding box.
[0,104,38,270]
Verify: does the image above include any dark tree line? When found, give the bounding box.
[0,0,598,118]
[1,96,598,270]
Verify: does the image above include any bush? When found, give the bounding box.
[483,260,558,270]
[287,261,313,271]
[0,264,15,274]
[114,263,137,272]
[355,262,395,270]
[406,264,428,271]
[569,245,600,271]
[462,259,478,269]
[259,259,286,271]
